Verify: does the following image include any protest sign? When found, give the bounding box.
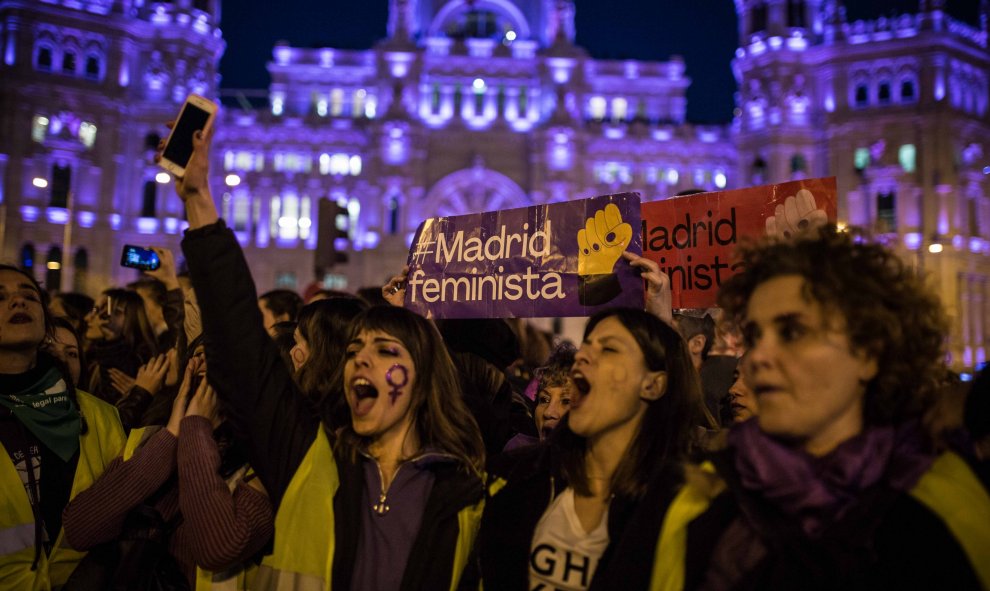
[405,192,644,319]
[641,177,837,309]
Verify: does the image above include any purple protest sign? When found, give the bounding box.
[404,192,644,319]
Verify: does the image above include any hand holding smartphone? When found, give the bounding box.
[120,245,161,271]
[158,94,218,178]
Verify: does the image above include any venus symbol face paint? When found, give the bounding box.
[386,364,409,405]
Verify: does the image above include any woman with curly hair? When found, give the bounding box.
[674,226,990,590]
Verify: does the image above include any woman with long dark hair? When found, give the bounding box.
[167,124,487,590]
[479,307,707,590]
[85,288,160,404]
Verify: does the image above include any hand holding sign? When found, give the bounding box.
[766,189,828,239]
[577,203,632,306]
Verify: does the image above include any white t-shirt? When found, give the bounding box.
[529,487,610,591]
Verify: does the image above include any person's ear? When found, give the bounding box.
[641,371,667,402]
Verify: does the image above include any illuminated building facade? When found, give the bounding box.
[2,0,989,368]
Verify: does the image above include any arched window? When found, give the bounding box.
[877,81,891,105]
[142,180,157,217]
[85,54,101,79]
[20,243,35,273]
[854,83,869,107]
[900,78,916,101]
[36,45,53,72]
[46,247,63,293]
[73,248,88,293]
[790,153,807,174]
[62,50,77,74]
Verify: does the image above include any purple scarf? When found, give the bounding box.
[728,419,935,537]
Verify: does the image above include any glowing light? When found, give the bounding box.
[837,222,849,233]
[953,235,964,250]
[110,214,122,230]
[137,218,159,234]
[317,98,328,117]
[665,169,679,184]
[155,172,171,184]
[768,36,783,50]
[47,262,61,270]
[32,177,48,188]
[278,216,295,228]
[928,243,943,254]
[983,166,990,175]
[298,217,312,229]
[77,211,96,228]
[714,171,727,189]
[20,206,40,222]
[272,95,284,116]
[225,174,241,187]
[904,232,922,250]
[505,30,516,41]
[46,208,69,224]
[472,78,486,92]
[970,238,983,253]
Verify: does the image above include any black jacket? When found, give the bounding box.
[182,220,483,589]
[478,438,684,590]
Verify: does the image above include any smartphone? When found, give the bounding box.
[157,94,218,177]
[120,245,161,271]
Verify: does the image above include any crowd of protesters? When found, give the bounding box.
[1,121,988,591]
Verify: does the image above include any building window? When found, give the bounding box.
[611,97,628,122]
[877,81,891,105]
[353,89,366,118]
[751,2,768,34]
[50,164,71,208]
[854,147,870,171]
[85,55,101,79]
[45,247,62,293]
[877,192,896,233]
[78,121,97,148]
[142,180,157,217]
[790,153,807,174]
[32,115,49,143]
[62,50,76,74]
[73,248,88,292]
[232,195,250,232]
[854,84,869,107]
[330,88,344,117]
[20,244,35,273]
[36,46,53,71]
[518,87,528,114]
[750,157,767,185]
[898,144,916,173]
[388,196,400,235]
[145,132,161,151]
[901,79,916,101]
[589,96,606,121]
[787,0,805,27]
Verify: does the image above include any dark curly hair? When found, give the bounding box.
[717,225,949,426]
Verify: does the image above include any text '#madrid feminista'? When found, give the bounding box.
[407,221,566,304]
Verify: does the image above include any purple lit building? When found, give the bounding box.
[2,0,989,368]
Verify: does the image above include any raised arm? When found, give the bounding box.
[161,124,318,507]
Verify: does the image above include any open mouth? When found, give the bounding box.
[352,378,379,400]
[9,313,32,324]
[570,371,590,410]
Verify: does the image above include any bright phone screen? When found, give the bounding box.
[162,103,211,168]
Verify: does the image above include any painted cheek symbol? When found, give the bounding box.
[385,364,409,405]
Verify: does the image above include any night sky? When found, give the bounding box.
[218,0,983,123]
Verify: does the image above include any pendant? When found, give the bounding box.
[373,493,390,515]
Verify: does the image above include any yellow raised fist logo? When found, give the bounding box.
[577,203,632,306]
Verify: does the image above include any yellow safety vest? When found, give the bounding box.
[0,390,126,591]
[252,428,484,591]
[649,452,990,590]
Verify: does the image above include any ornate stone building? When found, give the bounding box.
[2,0,989,368]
